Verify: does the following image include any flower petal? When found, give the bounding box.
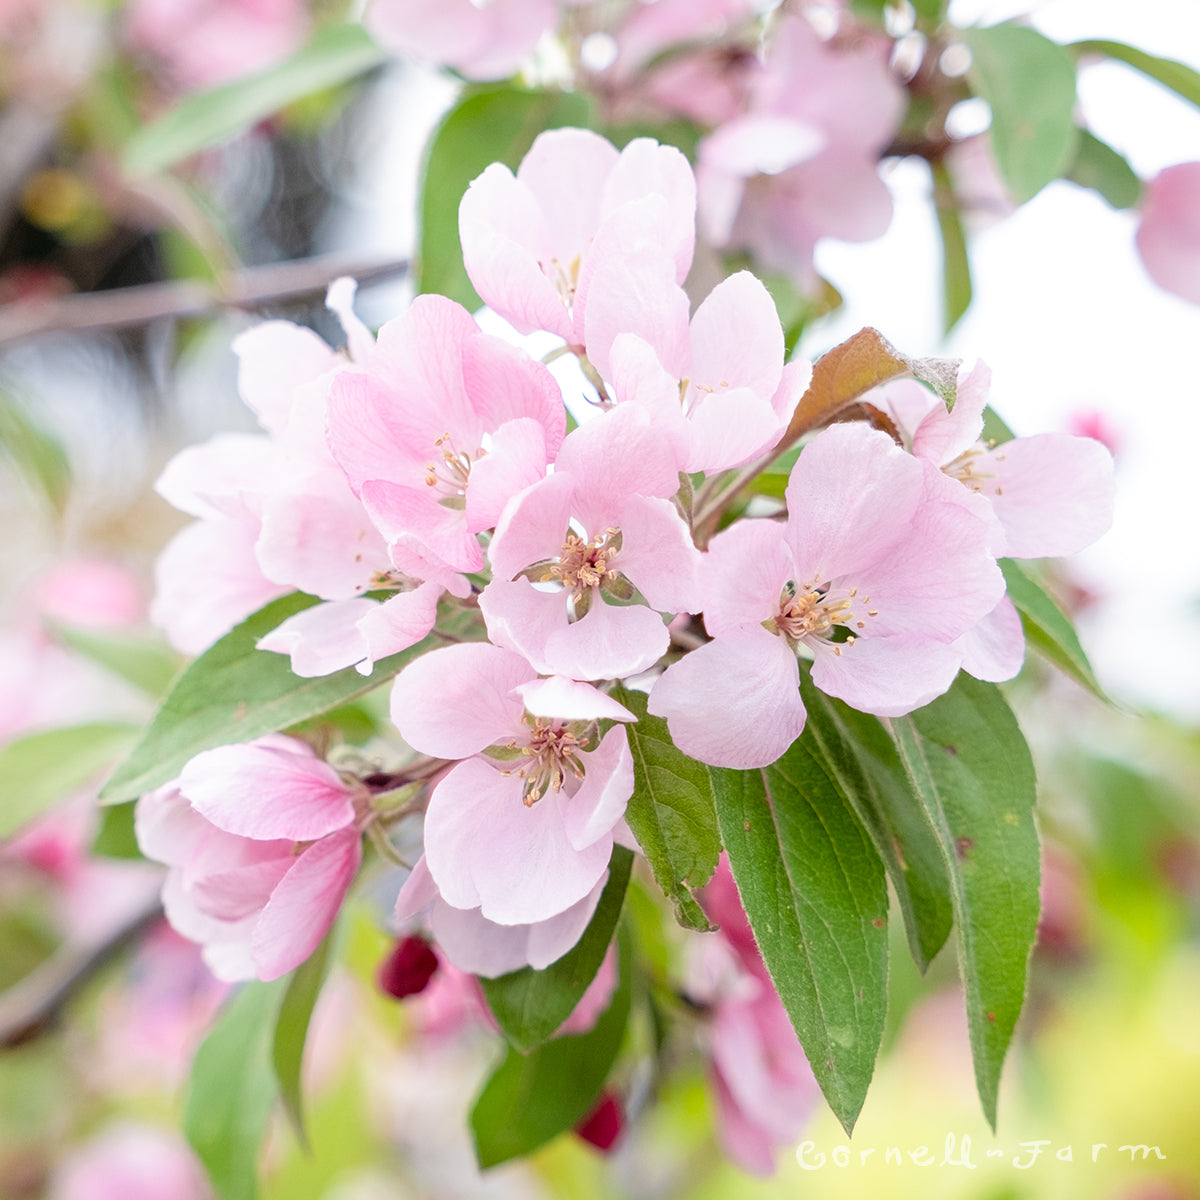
[424,759,611,924]
[252,829,362,980]
[390,642,533,759]
[179,740,356,841]
[648,628,804,768]
[981,433,1114,558]
[542,594,670,681]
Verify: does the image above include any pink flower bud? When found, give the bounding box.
[574,1092,624,1152]
[378,936,440,1000]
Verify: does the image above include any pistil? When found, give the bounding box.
[499,718,590,806]
[545,527,622,600]
[423,432,480,498]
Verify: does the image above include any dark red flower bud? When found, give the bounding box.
[574,1092,624,1152]
[377,936,439,1000]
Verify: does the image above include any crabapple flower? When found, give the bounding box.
[1135,161,1200,306]
[480,403,699,681]
[124,0,308,92]
[696,14,903,287]
[255,582,459,678]
[48,1122,211,1200]
[389,642,634,925]
[365,0,557,81]
[596,0,761,127]
[395,854,606,977]
[608,270,812,473]
[649,422,1004,768]
[151,282,388,653]
[326,293,565,577]
[459,127,695,375]
[871,361,1115,559]
[135,735,363,981]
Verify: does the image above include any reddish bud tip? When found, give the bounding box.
[574,1092,624,1152]
[377,936,439,1000]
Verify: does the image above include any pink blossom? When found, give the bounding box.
[151,517,289,656]
[0,557,148,742]
[396,854,606,978]
[124,0,308,92]
[389,642,634,925]
[458,127,695,373]
[155,283,469,665]
[325,293,565,576]
[1136,161,1200,306]
[696,14,903,286]
[151,288,362,653]
[365,0,557,81]
[648,422,1004,768]
[598,0,760,126]
[480,403,699,681]
[49,1122,211,1200]
[255,585,452,677]
[135,735,362,981]
[608,270,812,472]
[870,362,1115,559]
[28,556,145,629]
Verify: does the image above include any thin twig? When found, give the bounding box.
[0,253,410,346]
[0,894,163,1048]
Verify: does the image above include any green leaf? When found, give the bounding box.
[471,927,631,1168]
[417,86,592,309]
[186,981,286,1200]
[0,723,138,838]
[481,846,632,1053]
[1065,129,1142,209]
[0,393,71,517]
[1071,38,1200,109]
[886,674,1039,1130]
[710,742,889,1135]
[122,24,384,176]
[53,624,181,697]
[963,24,1079,203]
[981,404,1015,446]
[610,687,719,932]
[91,801,144,860]
[273,928,338,1146]
[932,160,972,333]
[100,594,474,804]
[797,669,953,972]
[1000,559,1108,700]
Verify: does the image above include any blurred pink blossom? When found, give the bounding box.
[124,0,309,91]
[1135,161,1200,306]
[48,1123,211,1200]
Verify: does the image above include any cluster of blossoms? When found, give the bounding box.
[364,0,1200,310]
[370,0,904,287]
[140,125,1113,1168]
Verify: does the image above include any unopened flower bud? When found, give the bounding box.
[377,936,439,1000]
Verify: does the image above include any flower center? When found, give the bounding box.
[499,718,590,806]
[769,581,879,655]
[547,253,582,311]
[942,445,997,493]
[546,527,622,599]
[424,432,483,503]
